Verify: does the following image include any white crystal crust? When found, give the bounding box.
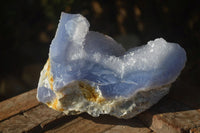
[37,12,186,118]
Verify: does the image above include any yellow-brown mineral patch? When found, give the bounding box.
[45,58,54,90]
[46,98,64,111]
[79,81,105,103]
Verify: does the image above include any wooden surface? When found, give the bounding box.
[0,89,200,133]
[0,89,39,121]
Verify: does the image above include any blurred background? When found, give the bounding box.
[0,0,199,108]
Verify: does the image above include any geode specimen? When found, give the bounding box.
[37,12,186,119]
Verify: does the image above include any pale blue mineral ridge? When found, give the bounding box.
[37,12,186,118]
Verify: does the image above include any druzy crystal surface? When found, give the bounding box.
[37,12,186,118]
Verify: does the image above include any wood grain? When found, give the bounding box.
[138,98,200,133]
[0,115,38,133]
[0,89,39,122]
[1,89,200,133]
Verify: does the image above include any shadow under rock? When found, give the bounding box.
[169,69,200,110]
[80,93,198,129]
[147,95,193,114]
[80,113,146,128]
[136,94,200,129]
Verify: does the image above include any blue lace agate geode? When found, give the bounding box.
[37,12,186,118]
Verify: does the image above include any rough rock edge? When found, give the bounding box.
[56,81,170,119]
